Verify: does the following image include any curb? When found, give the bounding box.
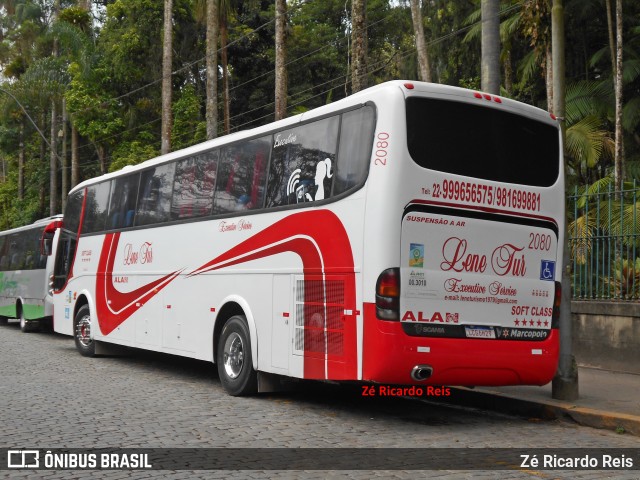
[434,387,640,437]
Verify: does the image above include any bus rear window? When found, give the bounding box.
[406,97,560,187]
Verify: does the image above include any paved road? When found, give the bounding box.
[1,322,638,479]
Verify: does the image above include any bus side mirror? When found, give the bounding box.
[41,237,53,256]
[41,219,62,256]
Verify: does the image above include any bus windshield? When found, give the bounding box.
[406,97,560,187]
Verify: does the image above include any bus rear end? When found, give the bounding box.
[363,82,563,387]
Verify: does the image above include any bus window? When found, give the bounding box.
[0,236,6,268]
[137,163,176,226]
[64,190,84,235]
[108,173,140,229]
[9,237,24,270]
[82,182,112,234]
[333,105,375,196]
[406,97,559,187]
[265,117,339,208]
[213,136,270,214]
[171,151,218,220]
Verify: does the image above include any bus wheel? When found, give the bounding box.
[0,316,7,325]
[19,309,34,333]
[74,305,95,357]
[217,315,257,396]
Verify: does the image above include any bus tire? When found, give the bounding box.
[217,315,258,396]
[0,316,8,325]
[74,305,96,357]
[19,309,34,333]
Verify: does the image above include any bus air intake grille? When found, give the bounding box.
[294,277,346,357]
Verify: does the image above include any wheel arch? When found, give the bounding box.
[213,295,258,370]
[15,297,24,319]
[73,291,94,328]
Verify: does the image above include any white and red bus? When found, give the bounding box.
[52,81,563,395]
[0,215,62,332]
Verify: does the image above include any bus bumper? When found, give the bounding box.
[362,303,559,386]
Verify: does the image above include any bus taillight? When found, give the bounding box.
[551,281,561,328]
[376,268,400,321]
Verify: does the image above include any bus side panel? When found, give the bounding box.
[0,271,19,318]
[1,270,46,320]
[57,205,364,381]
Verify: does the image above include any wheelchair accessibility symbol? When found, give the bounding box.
[540,260,555,281]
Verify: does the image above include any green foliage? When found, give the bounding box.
[172,85,206,150]
[58,7,93,33]
[109,141,159,173]
[0,0,638,235]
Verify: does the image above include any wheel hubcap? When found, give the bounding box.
[76,315,92,348]
[223,332,244,379]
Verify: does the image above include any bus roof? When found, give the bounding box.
[0,214,63,237]
[68,80,557,194]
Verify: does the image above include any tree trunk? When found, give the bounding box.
[71,123,79,188]
[550,0,578,402]
[613,0,623,192]
[221,21,231,135]
[40,113,46,218]
[481,0,500,94]
[50,101,58,216]
[410,0,431,82]
[161,0,173,155]
[61,98,68,211]
[546,44,553,114]
[274,0,288,120]
[351,0,368,93]
[50,0,60,215]
[97,144,106,175]
[605,0,616,77]
[18,122,24,201]
[205,0,218,140]
[503,47,513,95]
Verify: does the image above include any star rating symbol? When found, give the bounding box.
[529,320,534,326]
[514,319,520,326]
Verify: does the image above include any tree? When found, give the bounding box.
[481,0,500,94]
[613,0,623,192]
[551,0,578,402]
[351,0,368,92]
[219,0,234,134]
[274,0,287,120]
[409,0,431,82]
[50,0,61,216]
[205,0,219,139]
[161,0,173,155]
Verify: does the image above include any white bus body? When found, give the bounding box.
[53,81,564,394]
[0,216,62,331]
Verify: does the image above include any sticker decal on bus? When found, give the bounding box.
[540,260,555,281]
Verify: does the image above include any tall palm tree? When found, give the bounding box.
[206,0,219,139]
[50,0,61,215]
[219,0,235,134]
[351,0,367,92]
[161,0,173,155]
[193,0,219,139]
[613,0,624,192]
[409,0,431,82]
[274,0,287,120]
[481,0,500,94]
